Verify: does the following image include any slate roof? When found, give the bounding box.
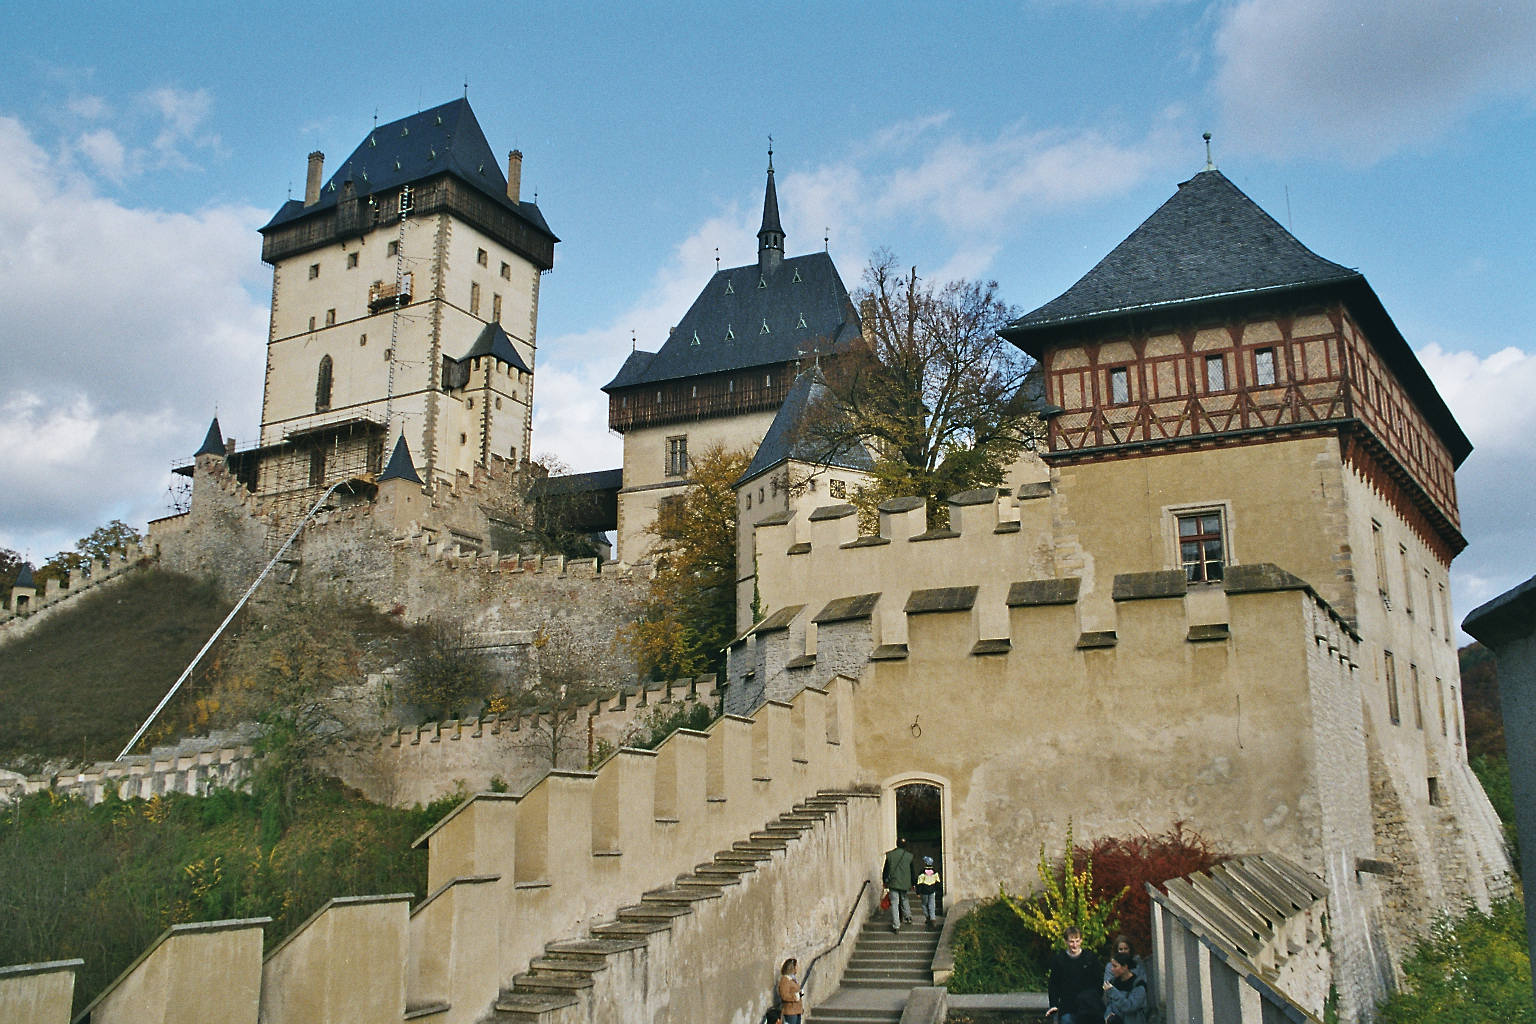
[195,416,225,457]
[740,364,875,484]
[261,98,555,241]
[532,468,624,497]
[459,322,532,373]
[378,435,423,484]
[13,562,34,589]
[1008,168,1471,464]
[1012,170,1359,332]
[603,252,860,392]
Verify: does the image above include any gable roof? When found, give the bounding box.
[459,322,532,373]
[1012,170,1359,333]
[261,98,555,242]
[603,251,860,392]
[739,364,875,484]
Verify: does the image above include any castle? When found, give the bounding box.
[0,102,1513,1024]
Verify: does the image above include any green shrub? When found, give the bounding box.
[1376,896,1533,1023]
[948,897,1050,993]
[1472,754,1520,870]
[1002,821,1127,951]
[622,699,717,750]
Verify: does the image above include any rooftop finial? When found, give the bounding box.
[768,134,774,173]
[758,139,785,268]
[1203,132,1215,171]
[824,227,829,252]
[463,77,469,98]
[631,329,636,352]
[715,247,720,271]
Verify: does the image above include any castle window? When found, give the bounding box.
[388,240,400,257]
[1385,651,1400,725]
[1177,511,1224,583]
[665,436,688,477]
[1255,348,1276,386]
[308,449,325,486]
[1108,367,1129,404]
[309,316,317,332]
[477,248,488,267]
[1426,569,1436,633]
[315,355,333,412]
[1400,546,1413,615]
[830,478,847,499]
[495,397,502,409]
[309,263,320,279]
[1427,777,1443,806]
[470,282,481,316]
[359,333,367,346]
[500,261,511,280]
[460,433,467,445]
[1410,663,1423,730]
[347,252,359,269]
[1372,521,1390,607]
[1439,583,1451,644]
[325,308,336,326]
[467,398,474,410]
[746,493,752,510]
[1205,355,1226,392]
[493,293,503,322]
[1436,677,1447,736]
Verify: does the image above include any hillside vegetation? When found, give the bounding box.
[0,568,234,769]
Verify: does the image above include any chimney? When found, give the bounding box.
[305,151,325,206]
[506,149,523,203]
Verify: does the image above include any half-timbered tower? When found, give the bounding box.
[602,154,862,560]
[251,99,556,509]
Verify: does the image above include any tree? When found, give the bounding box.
[483,454,608,559]
[77,520,143,563]
[621,444,751,680]
[397,616,497,720]
[205,597,365,831]
[0,548,22,594]
[817,250,1039,519]
[511,620,621,769]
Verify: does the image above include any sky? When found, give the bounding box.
[0,1,1532,637]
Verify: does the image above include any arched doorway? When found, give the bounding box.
[896,781,944,914]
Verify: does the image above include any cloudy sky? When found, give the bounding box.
[1,1,1532,636]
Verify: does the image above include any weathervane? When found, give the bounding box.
[1203,132,1215,171]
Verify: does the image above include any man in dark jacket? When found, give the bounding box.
[1046,927,1102,1023]
[881,837,916,931]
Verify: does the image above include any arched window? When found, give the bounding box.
[315,355,333,412]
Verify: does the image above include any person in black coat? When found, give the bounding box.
[1046,927,1103,1024]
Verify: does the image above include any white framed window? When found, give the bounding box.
[1108,366,1130,404]
[665,435,688,477]
[1205,354,1226,392]
[1176,510,1226,583]
[1254,348,1276,386]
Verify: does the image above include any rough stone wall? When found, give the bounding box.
[0,731,256,807]
[0,547,148,643]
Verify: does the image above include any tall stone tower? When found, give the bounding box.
[255,99,557,502]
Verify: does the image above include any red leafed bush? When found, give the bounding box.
[1072,822,1225,957]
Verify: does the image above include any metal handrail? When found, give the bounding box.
[802,878,873,995]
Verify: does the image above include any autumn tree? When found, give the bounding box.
[621,444,751,681]
[816,250,1039,518]
[397,615,497,720]
[512,620,623,769]
[77,519,143,562]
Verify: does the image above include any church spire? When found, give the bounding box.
[757,139,785,270]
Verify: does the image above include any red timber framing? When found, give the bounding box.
[1040,302,1464,560]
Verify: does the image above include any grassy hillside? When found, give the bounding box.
[0,569,234,769]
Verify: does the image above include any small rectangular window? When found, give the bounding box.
[1410,664,1423,729]
[477,248,488,266]
[665,436,688,477]
[470,282,481,316]
[1385,651,1400,725]
[308,449,326,487]
[1205,354,1226,392]
[1400,546,1413,615]
[1177,511,1225,583]
[500,261,511,280]
[1439,583,1451,643]
[493,293,502,322]
[830,478,847,499]
[308,315,317,331]
[1428,777,1443,806]
[308,263,320,279]
[324,308,336,327]
[1425,569,1436,632]
[387,240,400,257]
[346,252,359,269]
[1372,521,1390,606]
[1255,348,1276,386]
[1436,677,1447,736]
[1109,367,1130,404]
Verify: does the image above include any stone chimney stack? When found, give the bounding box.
[506,150,523,203]
[305,151,325,207]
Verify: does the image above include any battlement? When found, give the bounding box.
[0,730,255,807]
[0,545,148,640]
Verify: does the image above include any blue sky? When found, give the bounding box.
[1,1,1532,635]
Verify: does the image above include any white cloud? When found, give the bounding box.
[144,86,219,165]
[1415,344,1536,636]
[1214,0,1536,163]
[0,115,267,559]
[75,128,127,179]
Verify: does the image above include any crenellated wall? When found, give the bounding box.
[2,677,868,1024]
[0,732,256,807]
[727,487,1509,1023]
[0,546,148,642]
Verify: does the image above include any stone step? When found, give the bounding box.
[545,937,647,957]
[808,1008,903,1023]
[617,902,693,921]
[494,989,579,1014]
[528,954,606,975]
[839,972,932,988]
[738,835,790,850]
[590,919,674,937]
[511,971,594,994]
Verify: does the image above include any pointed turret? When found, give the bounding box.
[757,145,785,270]
[14,562,35,589]
[378,434,423,484]
[195,417,225,457]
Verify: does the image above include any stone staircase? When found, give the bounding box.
[809,912,941,1023]
[485,791,868,1023]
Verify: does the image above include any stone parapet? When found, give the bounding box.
[0,545,148,642]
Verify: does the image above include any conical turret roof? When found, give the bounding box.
[378,434,423,484]
[195,416,225,457]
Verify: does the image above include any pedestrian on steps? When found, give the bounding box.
[915,856,943,929]
[881,837,916,931]
[777,957,805,1024]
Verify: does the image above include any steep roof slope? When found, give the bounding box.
[739,365,875,483]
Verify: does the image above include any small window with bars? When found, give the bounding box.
[1108,366,1130,404]
[1205,354,1226,392]
[829,478,847,499]
[1177,511,1225,583]
[1254,348,1276,386]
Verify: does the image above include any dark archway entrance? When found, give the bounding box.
[896,782,943,913]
